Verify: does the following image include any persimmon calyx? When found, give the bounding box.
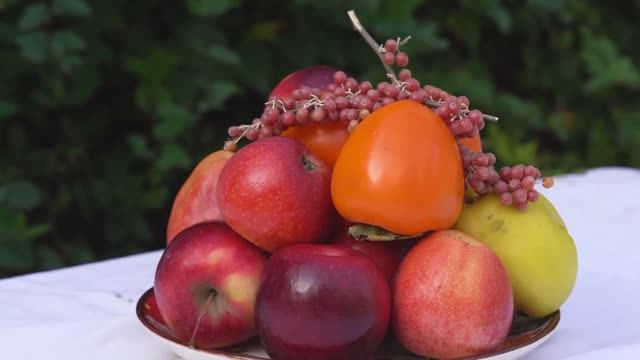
[348,223,425,241]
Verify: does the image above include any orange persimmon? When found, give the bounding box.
[331,100,464,235]
[459,133,482,152]
[282,121,349,169]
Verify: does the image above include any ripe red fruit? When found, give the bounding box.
[393,230,514,359]
[270,65,339,99]
[216,137,336,253]
[154,222,268,348]
[256,244,391,360]
[166,150,233,244]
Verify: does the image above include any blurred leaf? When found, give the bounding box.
[127,134,153,159]
[142,186,169,209]
[613,108,640,167]
[207,45,240,65]
[0,101,17,119]
[0,22,18,39]
[527,0,570,16]
[487,6,511,33]
[186,0,238,17]
[446,13,480,51]
[1,181,44,210]
[547,109,574,142]
[153,102,192,141]
[51,31,86,71]
[52,0,91,17]
[0,237,35,268]
[24,223,50,239]
[18,3,50,30]
[16,31,48,63]
[199,81,240,111]
[125,49,178,84]
[247,21,284,42]
[581,29,640,92]
[156,143,191,171]
[469,0,512,33]
[51,31,86,55]
[239,43,271,92]
[411,24,448,52]
[37,247,65,270]
[63,64,100,104]
[486,126,538,166]
[59,242,95,264]
[586,121,617,166]
[495,94,545,129]
[380,0,422,22]
[0,208,48,269]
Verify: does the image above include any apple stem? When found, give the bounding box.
[187,289,217,349]
[347,10,399,84]
[301,154,317,171]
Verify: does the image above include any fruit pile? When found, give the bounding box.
[153,11,578,360]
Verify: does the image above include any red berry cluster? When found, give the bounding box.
[380,38,410,67]
[434,96,485,139]
[227,70,491,142]
[459,144,553,210]
[459,144,500,195]
[224,22,553,210]
[495,165,554,209]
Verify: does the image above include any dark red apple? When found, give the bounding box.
[255,244,391,360]
[270,65,339,99]
[393,230,514,359]
[331,219,412,284]
[154,222,268,349]
[166,150,233,244]
[216,137,336,253]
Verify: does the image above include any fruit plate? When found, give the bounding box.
[136,287,560,360]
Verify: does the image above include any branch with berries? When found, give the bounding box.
[224,10,553,210]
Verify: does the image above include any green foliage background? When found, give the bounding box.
[1,0,639,277]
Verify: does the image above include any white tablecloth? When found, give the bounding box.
[1,167,639,360]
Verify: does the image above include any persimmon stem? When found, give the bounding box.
[188,289,217,348]
[347,10,398,82]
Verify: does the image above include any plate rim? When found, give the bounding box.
[136,287,560,360]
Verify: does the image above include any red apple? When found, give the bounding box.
[216,137,336,253]
[166,150,233,244]
[331,219,411,284]
[154,221,268,349]
[393,230,514,359]
[255,244,390,360]
[270,65,339,99]
[271,65,350,170]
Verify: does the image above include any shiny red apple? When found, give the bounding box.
[154,222,268,349]
[255,244,390,360]
[166,150,233,244]
[216,136,336,253]
[393,230,514,359]
[270,65,339,99]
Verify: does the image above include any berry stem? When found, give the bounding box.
[425,100,499,122]
[347,10,398,82]
[482,113,499,122]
